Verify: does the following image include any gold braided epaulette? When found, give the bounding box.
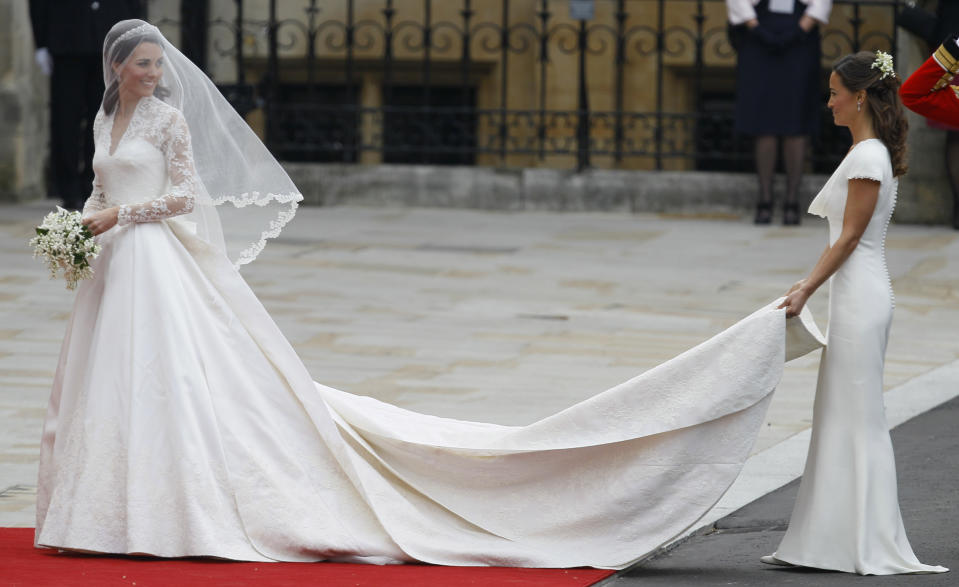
[932,43,959,91]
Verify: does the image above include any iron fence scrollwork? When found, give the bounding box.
[162,0,903,171]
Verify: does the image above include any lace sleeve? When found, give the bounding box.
[81,177,106,217]
[82,113,107,217]
[117,110,199,225]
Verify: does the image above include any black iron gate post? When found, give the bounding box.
[613,0,627,165]
[180,0,209,71]
[265,0,279,149]
[692,0,706,165]
[654,0,664,170]
[537,0,550,162]
[577,18,590,171]
[234,0,245,87]
[571,0,594,171]
[345,0,358,163]
[421,0,433,165]
[498,0,510,163]
[461,0,474,124]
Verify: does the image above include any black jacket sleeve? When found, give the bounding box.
[29,0,49,50]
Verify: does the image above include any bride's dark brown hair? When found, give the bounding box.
[833,51,909,177]
[102,22,169,115]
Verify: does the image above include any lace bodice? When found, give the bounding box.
[82,96,199,224]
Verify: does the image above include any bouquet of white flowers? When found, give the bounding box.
[29,207,102,290]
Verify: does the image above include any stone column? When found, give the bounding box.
[0,0,49,202]
[897,27,952,224]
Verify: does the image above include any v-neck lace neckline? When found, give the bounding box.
[108,97,148,157]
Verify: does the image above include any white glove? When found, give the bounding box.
[35,48,53,76]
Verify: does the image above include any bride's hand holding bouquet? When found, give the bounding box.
[29,207,103,290]
[82,206,120,236]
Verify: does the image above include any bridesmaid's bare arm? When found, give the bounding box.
[779,178,879,317]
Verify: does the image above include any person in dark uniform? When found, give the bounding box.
[726,0,832,225]
[29,0,144,210]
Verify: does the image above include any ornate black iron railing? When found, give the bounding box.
[160,0,903,171]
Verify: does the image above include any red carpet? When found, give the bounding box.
[0,528,615,586]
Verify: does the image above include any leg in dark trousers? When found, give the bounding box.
[81,56,103,204]
[947,131,959,230]
[49,55,101,210]
[782,135,807,225]
[80,57,103,202]
[754,135,777,224]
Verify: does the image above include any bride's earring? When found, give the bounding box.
[857,100,862,112]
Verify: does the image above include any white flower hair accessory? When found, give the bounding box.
[871,50,895,80]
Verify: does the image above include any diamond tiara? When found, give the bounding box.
[113,23,160,47]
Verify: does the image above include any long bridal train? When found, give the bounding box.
[36,218,825,568]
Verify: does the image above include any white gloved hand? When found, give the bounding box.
[35,48,53,76]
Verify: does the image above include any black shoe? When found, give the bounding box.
[783,203,801,226]
[754,201,773,225]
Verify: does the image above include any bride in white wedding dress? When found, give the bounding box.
[35,20,827,569]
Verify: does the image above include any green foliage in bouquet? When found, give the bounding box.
[29,207,102,290]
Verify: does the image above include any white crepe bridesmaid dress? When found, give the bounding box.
[770,139,947,575]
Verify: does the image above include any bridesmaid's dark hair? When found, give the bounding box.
[833,51,909,177]
[102,22,170,115]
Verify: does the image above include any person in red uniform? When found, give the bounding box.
[900,37,959,229]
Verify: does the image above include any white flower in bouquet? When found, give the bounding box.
[29,207,102,290]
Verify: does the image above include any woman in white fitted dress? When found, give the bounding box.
[769,51,948,575]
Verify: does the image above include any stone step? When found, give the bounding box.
[285,163,829,217]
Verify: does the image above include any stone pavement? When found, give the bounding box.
[608,394,959,586]
[2,202,958,558]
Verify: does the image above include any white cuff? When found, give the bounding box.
[727,3,758,26]
[34,47,53,76]
[804,0,832,25]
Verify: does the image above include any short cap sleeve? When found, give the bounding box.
[844,140,888,183]
[808,140,888,218]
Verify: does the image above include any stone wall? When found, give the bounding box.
[0,0,48,202]
[284,162,828,218]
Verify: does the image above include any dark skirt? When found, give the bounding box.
[734,1,822,136]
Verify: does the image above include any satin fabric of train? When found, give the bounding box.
[773,139,947,575]
[36,94,826,567]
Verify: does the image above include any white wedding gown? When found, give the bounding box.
[771,139,947,575]
[35,96,825,568]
